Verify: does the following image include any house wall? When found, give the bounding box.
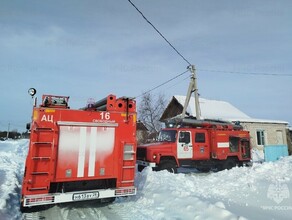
[287,129,292,155]
[240,122,288,151]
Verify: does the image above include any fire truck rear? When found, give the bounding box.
[21,91,137,210]
[137,118,251,172]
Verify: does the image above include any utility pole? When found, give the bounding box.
[6,122,10,139]
[181,65,201,120]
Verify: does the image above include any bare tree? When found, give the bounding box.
[138,93,167,137]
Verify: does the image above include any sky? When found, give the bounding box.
[0,0,291,132]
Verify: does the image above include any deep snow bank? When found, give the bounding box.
[0,139,28,220]
[112,168,248,220]
[111,157,292,220]
[0,140,291,220]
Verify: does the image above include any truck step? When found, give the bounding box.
[121,180,134,183]
[28,187,48,191]
[31,172,49,175]
[32,157,51,160]
[124,150,135,154]
[33,142,52,145]
[34,127,54,132]
[122,166,135,169]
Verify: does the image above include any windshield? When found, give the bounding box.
[157,130,177,142]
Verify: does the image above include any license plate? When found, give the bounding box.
[72,191,99,201]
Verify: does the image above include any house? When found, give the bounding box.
[160,95,290,160]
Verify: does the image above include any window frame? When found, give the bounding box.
[256,130,265,146]
[195,132,206,143]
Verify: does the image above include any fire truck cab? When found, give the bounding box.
[21,93,137,210]
[137,118,251,172]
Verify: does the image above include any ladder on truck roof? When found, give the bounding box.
[166,117,243,130]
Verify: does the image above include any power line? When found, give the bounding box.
[127,0,191,66]
[135,66,291,99]
[198,68,292,76]
[164,75,191,91]
[135,70,189,98]
[127,0,290,97]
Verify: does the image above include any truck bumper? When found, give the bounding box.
[22,187,136,207]
[136,160,157,168]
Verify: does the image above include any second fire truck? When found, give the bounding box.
[137,118,251,172]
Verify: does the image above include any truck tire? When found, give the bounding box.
[138,165,145,172]
[222,159,236,170]
[101,197,116,203]
[158,160,177,173]
[20,202,52,213]
[196,167,211,172]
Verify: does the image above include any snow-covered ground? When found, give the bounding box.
[0,140,292,220]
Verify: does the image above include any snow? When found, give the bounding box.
[1,140,292,220]
[251,148,265,162]
[173,96,288,124]
[0,139,28,220]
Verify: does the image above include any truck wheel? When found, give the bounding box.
[222,159,236,170]
[138,165,145,172]
[20,203,28,213]
[20,202,35,213]
[101,197,116,203]
[196,167,211,172]
[20,201,53,213]
[20,204,43,213]
[158,161,177,173]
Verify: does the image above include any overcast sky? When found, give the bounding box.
[0,0,291,132]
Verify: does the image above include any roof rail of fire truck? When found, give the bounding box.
[165,116,243,130]
[81,94,136,113]
[41,95,70,109]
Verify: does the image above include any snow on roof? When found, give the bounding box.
[175,95,250,120]
[231,118,288,125]
[174,95,288,124]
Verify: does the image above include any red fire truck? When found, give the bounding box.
[137,118,251,173]
[21,91,137,211]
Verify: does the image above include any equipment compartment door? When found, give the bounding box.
[177,131,192,159]
[55,125,115,180]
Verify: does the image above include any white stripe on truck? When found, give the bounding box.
[88,127,97,177]
[77,127,87,177]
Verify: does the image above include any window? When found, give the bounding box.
[229,137,239,152]
[158,130,177,142]
[276,130,284,144]
[179,131,190,144]
[256,130,265,146]
[195,133,205,143]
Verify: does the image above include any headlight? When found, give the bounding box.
[153,154,157,159]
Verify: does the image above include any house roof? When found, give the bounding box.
[161,95,288,125]
[175,95,250,121]
[137,121,148,131]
